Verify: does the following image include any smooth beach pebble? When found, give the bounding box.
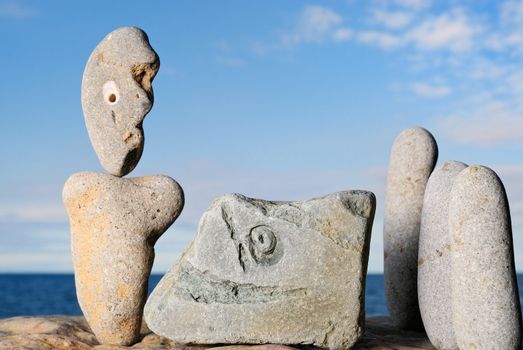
[82,26,159,177]
[450,165,522,349]
[62,172,184,346]
[383,127,438,330]
[418,160,467,350]
[145,191,376,350]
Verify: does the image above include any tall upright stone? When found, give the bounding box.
[418,160,467,350]
[450,165,522,349]
[383,127,438,330]
[145,191,376,349]
[63,173,184,345]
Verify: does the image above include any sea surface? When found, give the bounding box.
[1,274,523,318]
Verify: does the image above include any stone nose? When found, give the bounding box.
[131,60,159,102]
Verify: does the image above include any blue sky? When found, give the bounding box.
[0,0,522,273]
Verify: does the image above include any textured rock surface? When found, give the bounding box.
[383,127,438,330]
[418,160,467,350]
[145,191,376,349]
[82,26,159,177]
[0,316,436,350]
[449,165,522,349]
[62,172,184,346]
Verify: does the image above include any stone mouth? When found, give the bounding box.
[172,262,308,304]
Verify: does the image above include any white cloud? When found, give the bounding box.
[481,1,523,55]
[506,69,523,97]
[216,56,246,67]
[467,58,509,81]
[0,204,66,223]
[354,8,477,53]
[333,27,353,41]
[281,6,344,46]
[213,39,232,52]
[357,31,404,49]
[411,82,451,97]
[406,9,476,52]
[371,9,413,29]
[394,0,432,11]
[493,164,523,267]
[0,253,72,272]
[0,0,35,19]
[500,0,523,28]
[436,100,523,145]
[213,39,247,67]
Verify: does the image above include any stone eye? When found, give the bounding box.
[103,81,119,105]
[249,225,277,264]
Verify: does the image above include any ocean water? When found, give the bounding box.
[0,274,522,319]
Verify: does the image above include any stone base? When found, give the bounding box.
[0,316,435,350]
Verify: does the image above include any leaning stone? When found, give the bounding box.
[449,165,522,349]
[82,26,159,177]
[418,160,467,350]
[62,172,184,346]
[145,191,376,349]
[383,127,438,330]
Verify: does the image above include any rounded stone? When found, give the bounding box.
[62,172,184,346]
[383,127,438,330]
[450,165,522,349]
[82,27,159,177]
[418,160,467,350]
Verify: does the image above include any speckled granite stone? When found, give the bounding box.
[63,172,184,346]
[82,26,159,177]
[418,160,467,350]
[383,127,438,330]
[450,165,522,349]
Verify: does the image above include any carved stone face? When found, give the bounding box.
[81,26,159,177]
[145,191,377,349]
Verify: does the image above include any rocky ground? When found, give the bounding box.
[0,316,434,350]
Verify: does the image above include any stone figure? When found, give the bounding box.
[63,27,184,346]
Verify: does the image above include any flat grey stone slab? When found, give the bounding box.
[145,191,376,349]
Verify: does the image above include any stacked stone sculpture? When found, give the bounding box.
[63,27,184,346]
[383,127,438,330]
[145,191,376,349]
[62,26,523,350]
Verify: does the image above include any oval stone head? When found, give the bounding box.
[82,27,159,177]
